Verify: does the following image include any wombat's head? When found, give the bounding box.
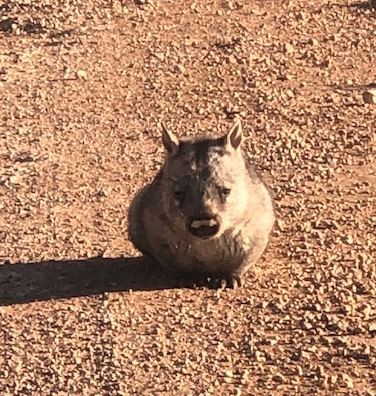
[159,119,250,239]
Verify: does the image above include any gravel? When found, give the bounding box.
[0,0,375,395]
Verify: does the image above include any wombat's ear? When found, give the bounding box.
[224,118,243,150]
[161,122,180,156]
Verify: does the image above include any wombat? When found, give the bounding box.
[128,118,275,288]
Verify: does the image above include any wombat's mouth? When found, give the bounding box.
[188,217,220,239]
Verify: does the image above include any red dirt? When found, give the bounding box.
[0,1,375,395]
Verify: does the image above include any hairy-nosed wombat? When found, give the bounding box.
[128,119,275,288]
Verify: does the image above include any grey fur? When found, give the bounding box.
[128,119,275,288]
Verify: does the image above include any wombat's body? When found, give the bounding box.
[128,119,275,288]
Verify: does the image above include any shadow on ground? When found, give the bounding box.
[349,1,376,10]
[0,256,181,306]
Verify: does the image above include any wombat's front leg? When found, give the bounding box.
[209,274,243,289]
[178,273,211,288]
[209,236,270,289]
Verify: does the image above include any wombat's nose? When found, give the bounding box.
[188,215,220,239]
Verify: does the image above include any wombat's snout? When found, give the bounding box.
[188,215,220,239]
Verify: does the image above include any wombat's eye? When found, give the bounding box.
[218,187,231,200]
[174,189,185,204]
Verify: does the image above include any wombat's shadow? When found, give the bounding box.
[349,1,375,10]
[0,256,180,306]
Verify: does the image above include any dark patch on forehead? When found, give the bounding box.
[181,136,226,165]
[194,140,211,164]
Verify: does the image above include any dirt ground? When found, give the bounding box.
[0,0,375,395]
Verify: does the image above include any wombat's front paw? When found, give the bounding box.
[178,274,209,289]
[209,274,243,289]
